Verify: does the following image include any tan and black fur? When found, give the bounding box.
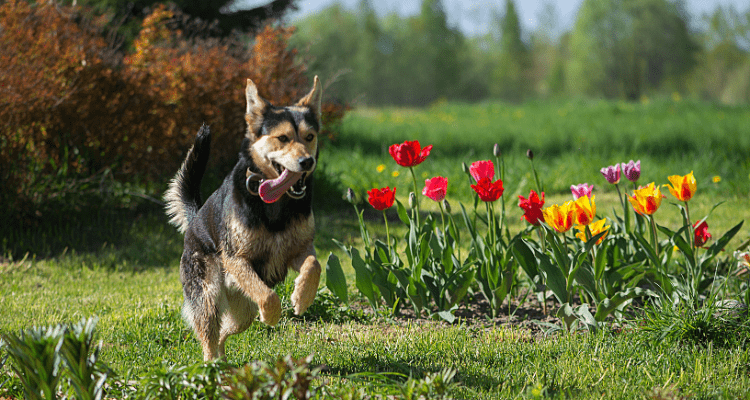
[164,77,323,360]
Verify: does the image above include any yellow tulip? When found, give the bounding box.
[542,201,574,233]
[666,171,696,202]
[575,218,610,245]
[628,182,664,215]
[572,194,596,226]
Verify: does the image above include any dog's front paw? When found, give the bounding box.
[291,282,316,316]
[259,292,281,326]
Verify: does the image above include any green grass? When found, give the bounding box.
[327,97,750,201]
[3,98,750,398]
[3,252,750,398]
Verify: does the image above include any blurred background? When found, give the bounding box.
[282,0,750,105]
[1,0,748,257]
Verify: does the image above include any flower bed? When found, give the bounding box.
[328,141,747,330]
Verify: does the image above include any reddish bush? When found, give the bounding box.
[0,1,344,214]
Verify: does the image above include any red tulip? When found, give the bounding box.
[388,140,432,167]
[518,190,545,225]
[694,220,712,248]
[471,177,504,202]
[422,176,448,202]
[367,187,396,211]
[470,160,495,182]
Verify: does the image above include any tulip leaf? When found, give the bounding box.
[538,252,569,304]
[512,238,539,280]
[594,287,654,321]
[395,198,410,226]
[584,230,608,253]
[355,207,371,249]
[349,247,378,309]
[594,239,608,281]
[435,310,456,323]
[557,303,577,331]
[671,225,695,267]
[704,220,743,261]
[325,253,348,305]
[574,261,597,299]
[459,203,477,241]
[633,229,661,268]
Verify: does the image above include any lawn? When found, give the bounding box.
[2,98,750,398]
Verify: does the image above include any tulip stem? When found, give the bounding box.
[383,210,391,253]
[685,201,693,252]
[409,167,421,226]
[649,215,659,259]
[615,183,629,233]
[530,158,543,195]
[497,153,506,236]
[439,201,447,242]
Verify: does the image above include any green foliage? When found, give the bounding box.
[325,254,349,305]
[334,100,750,200]
[567,0,699,99]
[334,100,748,332]
[0,0,345,220]
[1,317,109,400]
[491,0,530,101]
[291,0,475,106]
[293,0,748,105]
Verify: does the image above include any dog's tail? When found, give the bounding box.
[164,124,211,233]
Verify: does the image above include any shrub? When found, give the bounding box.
[0,0,344,218]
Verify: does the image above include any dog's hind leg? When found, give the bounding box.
[217,279,258,359]
[181,253,222,361]
[290,243,321,315]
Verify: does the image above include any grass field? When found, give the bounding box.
[2,98,750,398]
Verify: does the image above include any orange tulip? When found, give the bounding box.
[572,195,596,226]
[628,182,664,215]
[575,218,610,245]
[542,201,574,233]
[666,171,697,202]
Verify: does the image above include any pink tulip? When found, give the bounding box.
[570,183,593,200]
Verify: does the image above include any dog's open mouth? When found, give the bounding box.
[258,162,308,203]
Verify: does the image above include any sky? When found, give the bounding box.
[236,0,749,37]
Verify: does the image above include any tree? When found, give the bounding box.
[419,0,462,98]
[567,0,699,99]
[491,0,529,101]
[291,4,361,102]
[66,0,298,39]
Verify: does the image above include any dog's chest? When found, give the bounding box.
[226,211,314,280]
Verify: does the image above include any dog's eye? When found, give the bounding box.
[305,134,315,142]
[277,136,289,143]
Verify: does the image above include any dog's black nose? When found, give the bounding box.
[298,156,315,171]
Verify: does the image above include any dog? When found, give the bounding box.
[164,77,323,360]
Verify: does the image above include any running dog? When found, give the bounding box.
[164,77,323,360]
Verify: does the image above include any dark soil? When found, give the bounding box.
[393,291,562,335]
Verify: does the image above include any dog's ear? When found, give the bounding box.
[296,76,322,122]
[245,79,267,138]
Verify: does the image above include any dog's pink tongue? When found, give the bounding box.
[259,169,304,203]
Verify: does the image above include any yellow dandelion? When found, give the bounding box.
[392,171,400,177]
[376,164,385,173]
[713,176,721,183]
[672,92,681,102]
